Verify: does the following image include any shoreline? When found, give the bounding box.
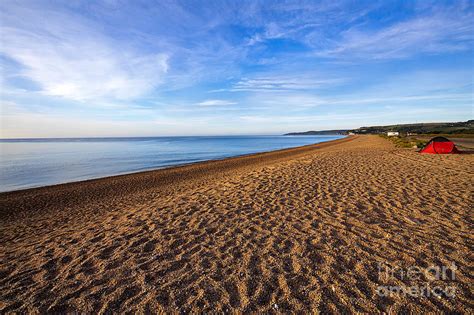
[0,135,353,219]
[0,135,347,194]
[1,135,472,313]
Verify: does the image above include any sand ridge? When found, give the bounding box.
[1,136,472,313]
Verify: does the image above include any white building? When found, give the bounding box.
[387,131,399,137]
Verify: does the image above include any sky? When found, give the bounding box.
[0,0,473,138]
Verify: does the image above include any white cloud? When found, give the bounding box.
[0,4,168,102]
[231,76,343,92]
[246,22,288,46]
[196,99,237,106]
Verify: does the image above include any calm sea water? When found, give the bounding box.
[0,135,344,192]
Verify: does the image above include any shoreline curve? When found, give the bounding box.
[0,136,355,219]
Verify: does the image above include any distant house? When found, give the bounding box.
[348,132,355,135]
[387,131,399,137]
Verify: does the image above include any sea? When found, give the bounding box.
[0,135,344,192]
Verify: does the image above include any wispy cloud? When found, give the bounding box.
[231,76,343,92]
[0,3,169,102]
[244,69,473,109]
[247,92,472,111]
[246,22,290,46]
[315,10,474,59]
[196,99,237,106]
[1,1,472,137]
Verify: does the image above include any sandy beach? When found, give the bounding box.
[0,135,472,313]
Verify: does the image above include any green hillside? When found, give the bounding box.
[352,120,473,135]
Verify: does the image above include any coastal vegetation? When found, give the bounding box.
[379,134,427,148]
[352,120,473,135]
[286,120,473,137]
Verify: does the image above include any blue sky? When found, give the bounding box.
[1,0,473,137]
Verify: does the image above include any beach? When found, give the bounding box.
[0,135,472,312]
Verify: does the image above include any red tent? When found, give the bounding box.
[420,136,460,154]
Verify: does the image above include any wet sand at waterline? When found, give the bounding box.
[1,136,472,313]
